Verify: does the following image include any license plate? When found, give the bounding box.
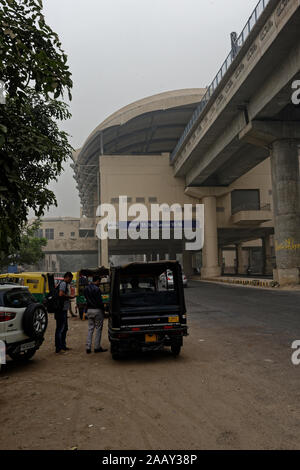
[168,316,179,323]
[145,334,158,343]
[20,341,36,352]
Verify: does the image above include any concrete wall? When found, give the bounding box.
[215,159,273,229]
[100,154,198,208]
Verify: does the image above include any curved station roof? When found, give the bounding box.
[72,89,205,217]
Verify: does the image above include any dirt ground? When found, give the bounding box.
[1,283,300,450]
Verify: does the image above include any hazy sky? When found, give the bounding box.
[42,0,258,218]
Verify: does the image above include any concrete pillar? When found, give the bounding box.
[271,140,300,285]
[262,235,273,276]
[236,243,245,275]
[201,196,221,278]
[219,247,225,275]
[182,251,193,277]
[101,238,109,267]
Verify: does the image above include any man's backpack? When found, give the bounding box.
[45,281,66,313]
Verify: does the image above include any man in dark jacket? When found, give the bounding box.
[84,276,108,354]
[55,272,74,354]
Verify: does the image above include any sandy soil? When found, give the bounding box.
[1,295,300,450]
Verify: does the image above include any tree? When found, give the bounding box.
[0,0,73,262]
[0,219,47,269]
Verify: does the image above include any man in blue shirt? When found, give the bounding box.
[84,276,108,354]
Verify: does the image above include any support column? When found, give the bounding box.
[271,140,300,285]
[101,238,109,267]
[262,235,273,276]
[236,243,245,275]
[201,196,221,278]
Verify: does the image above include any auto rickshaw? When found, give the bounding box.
[109,261,188,359]
[0,272,51,303]
[75,267,110,319]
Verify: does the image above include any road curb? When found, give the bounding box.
[191,276,279,289]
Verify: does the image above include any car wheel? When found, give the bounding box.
[22,304,48,339]
[8,348,37,361]
[171,343,181,356]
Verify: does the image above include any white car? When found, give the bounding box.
[160,270,188,288]
[0,284,48,363]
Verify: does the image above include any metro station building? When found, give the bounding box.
[71,89,275,278]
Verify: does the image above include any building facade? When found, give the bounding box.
[70,89,278,278]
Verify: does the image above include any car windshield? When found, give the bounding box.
[2,289,36,308]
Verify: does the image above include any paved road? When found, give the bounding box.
[1,282,300,450]
[188,281,300,336]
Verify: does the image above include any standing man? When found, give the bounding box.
[55,272,74,354]
[84,276,107,354]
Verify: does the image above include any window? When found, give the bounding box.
[231,190,260,215]
[149,197,157,203]
[79,229,95,238]
[45,228,54,240]
[3,289,36,308]
[35,229,43,238]
[70,232,76,237]
[59,232,64,237]
[111,198,119,204]
[136,197,145,203]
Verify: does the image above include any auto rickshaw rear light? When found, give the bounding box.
[0,312,16,322]
[164,325,173,329]
[132,328,140,331]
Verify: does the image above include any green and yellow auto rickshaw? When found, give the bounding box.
[75,267,110,319]
[0,272,51,303]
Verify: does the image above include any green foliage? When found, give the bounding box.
[0,0,73,262]
[0,219,47,268]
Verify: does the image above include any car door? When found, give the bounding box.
[0,291,8,344]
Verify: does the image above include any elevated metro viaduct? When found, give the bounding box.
[170,0,300,284]
[72,89,275,278]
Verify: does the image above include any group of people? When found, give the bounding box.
[54,272,108,355]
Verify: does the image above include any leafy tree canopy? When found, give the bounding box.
[0,219,47,269]
[0,0,73,262]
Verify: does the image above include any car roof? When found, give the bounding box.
[0,284,29,290]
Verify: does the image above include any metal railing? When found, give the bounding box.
[170,0,271,163]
